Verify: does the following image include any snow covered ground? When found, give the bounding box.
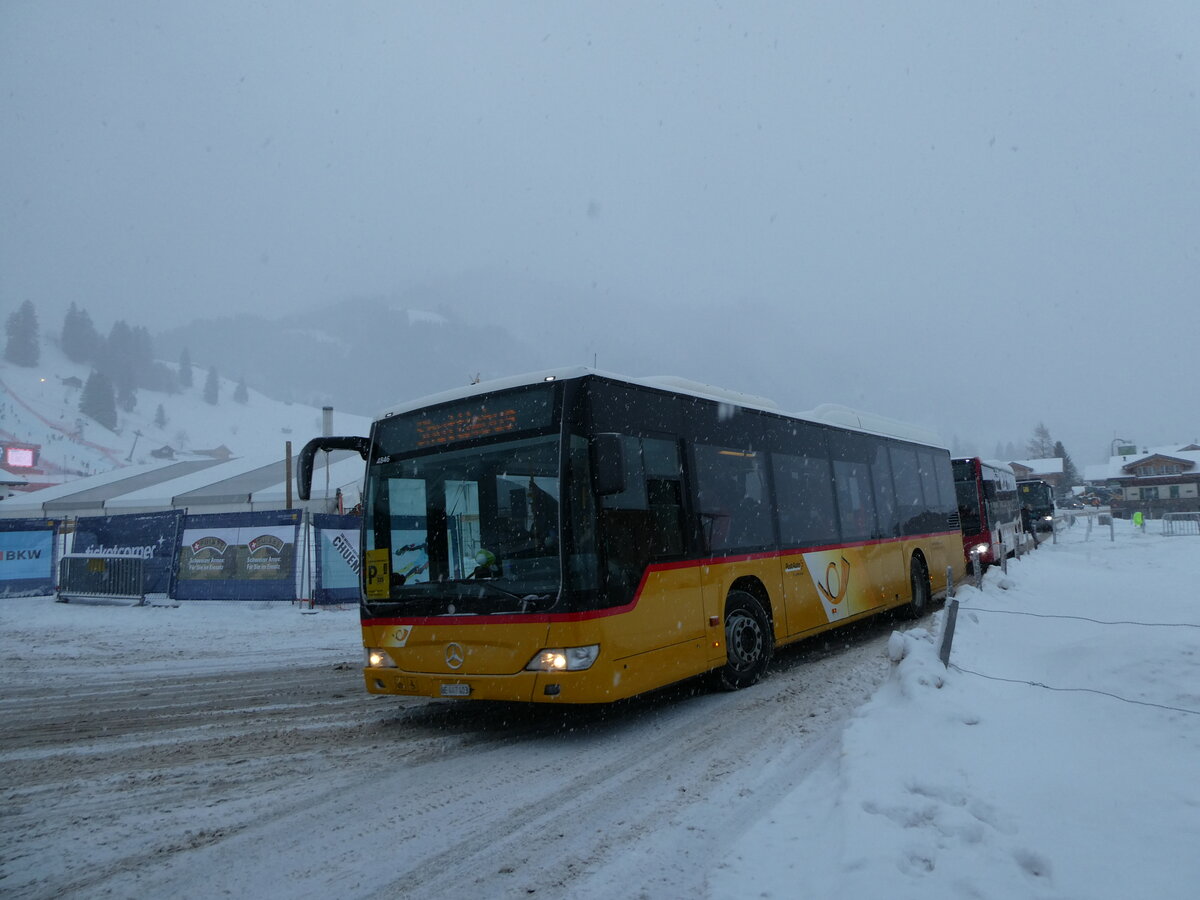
[2,518,1198,898]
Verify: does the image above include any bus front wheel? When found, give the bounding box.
[717,591,773,690]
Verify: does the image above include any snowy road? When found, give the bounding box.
[1,610,897,899]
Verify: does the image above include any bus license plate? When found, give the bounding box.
[440,683,471,697]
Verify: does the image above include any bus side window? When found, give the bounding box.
[870,440,898,539]
[694,443,773,552]
[832,458,876,542]
[647,478,684,557]
[772,450,838,548]
[890,445,926,535]
[642,437,685,557]
[829,433,879,543]
[918,449,948,523]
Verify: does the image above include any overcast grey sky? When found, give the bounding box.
[2,1,1198,464]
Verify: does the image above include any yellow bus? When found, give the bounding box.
[298,369,965,704]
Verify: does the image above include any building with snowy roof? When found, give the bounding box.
[1084,444,1200,517]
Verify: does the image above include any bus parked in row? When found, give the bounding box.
[298,368,966,704]
[952,457,1020,567]
[1018,479,1056,532]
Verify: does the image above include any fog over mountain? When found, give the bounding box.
[154,269,908,434]
[153,259,1187,467]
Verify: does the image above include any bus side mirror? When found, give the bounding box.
[592,433,626,496]
[297,435,373,501]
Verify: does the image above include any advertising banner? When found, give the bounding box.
[0,518,59,597]
[312,513,362,605]
[176,510,301,601]
[73,510,183,595]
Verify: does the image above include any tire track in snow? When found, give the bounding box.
[1,614,905,898]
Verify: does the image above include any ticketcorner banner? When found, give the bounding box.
[313,513,362,605]
[0,518,59,598]
[176,510,302,601]
[73,510,183,596]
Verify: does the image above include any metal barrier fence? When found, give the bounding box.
[1162,512,1200,536]
[57,554,146,604]
[1051,507,1114,543]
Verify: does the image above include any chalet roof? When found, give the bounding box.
[1119,454,1196,474]
[1088,445,1200,481]
[1008,457,1064,477]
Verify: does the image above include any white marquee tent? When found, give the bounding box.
[0,451,364,520]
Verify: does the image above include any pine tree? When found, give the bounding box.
[1053,440,1081,487]
[96,321,136,404]
[233,376,249,404]
[144,361,180,394]
[79,371,118,430]
[178,348,193,388]
[130,326,155,387]
[4,300,40,367]
[204,366,219,405]
[61,303,100,363]
[1026,423,1054,459]
[154,404,167,428]
[117,382,137,413]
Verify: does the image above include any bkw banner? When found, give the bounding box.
[0,518,59,597]
[312,513,361,605]
[73,510,183,595]
[176,510,302,601]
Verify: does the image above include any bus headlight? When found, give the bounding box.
[1043,515,1054,522]
[525,645,600,672]
[970,543,989,557]
[365,648,397,668]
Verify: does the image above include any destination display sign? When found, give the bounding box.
[415,406,521,447]
[376,385,556,454]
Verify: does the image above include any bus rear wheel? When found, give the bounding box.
[717,591,773,690]
[901,556,931,619]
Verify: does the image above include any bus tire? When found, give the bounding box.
[717,591,773,691]
[902,556,931,619]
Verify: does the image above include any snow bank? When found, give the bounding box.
[713,521,1200,899]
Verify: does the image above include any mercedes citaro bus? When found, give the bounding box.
[298,369,965,704]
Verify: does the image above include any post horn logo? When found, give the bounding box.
[816,557,851,610]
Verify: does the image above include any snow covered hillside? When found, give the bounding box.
[2,519,1197,899]
[0,338,369,489]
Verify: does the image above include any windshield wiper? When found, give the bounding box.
[441,578,557,612]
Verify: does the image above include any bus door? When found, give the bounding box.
[828,434,900,617]
[771,447,839,636]
[595,435,703,660]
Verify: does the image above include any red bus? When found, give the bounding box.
[952,457,1020,567]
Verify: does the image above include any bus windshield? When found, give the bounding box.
[364,434,564,614]
[954,480,982,534]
